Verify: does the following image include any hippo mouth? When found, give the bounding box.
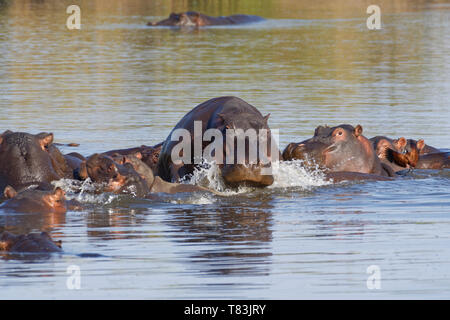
[221,164,274,187]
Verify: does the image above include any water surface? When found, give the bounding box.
[0,0,449,299]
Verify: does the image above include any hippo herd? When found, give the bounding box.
[1,12,449,255]
[1,96,449,255]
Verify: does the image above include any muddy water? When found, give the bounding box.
[0,0,449,299]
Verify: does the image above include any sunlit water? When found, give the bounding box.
[0,0,449,299]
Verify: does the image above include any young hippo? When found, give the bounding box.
[283,124,394,177]
[103,143,162,175]
[0,130,71,192]
[0,231,62,253]
[147,11,264,27]
[373,137,425,172]
[77,153,149,197]
[111,153,220,195]
[1,186,67,214]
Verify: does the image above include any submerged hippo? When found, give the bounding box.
[147,11,265,27]
[1,186,67,214]
[157,96,278,187]
[283,124,394,177]
[0,231,62,253]
[0,130,71,192]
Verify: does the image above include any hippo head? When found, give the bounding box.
[0,231,62,253]
[216,111,276,187]
[0,131,61,191]
[3,185,67,214]
[78,154,148,195]
[381,138,425,168]
[285,124,379,174]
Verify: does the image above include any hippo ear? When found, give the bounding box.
[53,187,65,198]
[0,130,12,144]
[133,152,143,160]
[354,125,363,137]
[0,240,11,251]
[4,186,18,199]
[263,113,270,124]
[78,161,89,180]
[395,137,407,150]
[416,139,425,151]
[281,143,296,161]
[37,132,54,150]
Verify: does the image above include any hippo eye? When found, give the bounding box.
[337,131,343,136]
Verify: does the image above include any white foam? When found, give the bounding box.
[181,159,330,194]
[270,160,331,190]
[52,178,118,205]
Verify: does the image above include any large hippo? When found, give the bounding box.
[1,186,67,214]
[0,130,71,192]
[283,124,394,177]
[157,96,277,187]
[0,231,62,253]
[147,11,265,27]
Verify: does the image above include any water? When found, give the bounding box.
[1,0,450,299]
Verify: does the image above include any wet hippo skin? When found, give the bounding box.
[1,186,67,214]
[0,130,71,192]
[0,231,62,253]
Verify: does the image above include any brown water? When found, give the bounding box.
[0,0,450,299]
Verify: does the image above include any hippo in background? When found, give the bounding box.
[147,11,265,27]
[157,96,278,187]
[0,130,73,192]
[1,186,67,214]
[370,136,449,170]
[283,124,394,178]
[102,143,162,175]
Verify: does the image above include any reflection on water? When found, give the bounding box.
[1,0,450,299]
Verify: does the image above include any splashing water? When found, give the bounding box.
[181,159,330,194]
[270,160,331,190]
[52,178,118,205]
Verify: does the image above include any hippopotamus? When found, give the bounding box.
[0,231,62,253]
[0,130,72,192]
[103,143,162,174]
[370,136,448,170]
[1,186,67,214]
[370,136,425,172]
[111,153,221,194]
[77,153,149,197]
[157,96,278,187]
[147,11,265,27]
[283,124,394,177]
[415,152,450,169]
